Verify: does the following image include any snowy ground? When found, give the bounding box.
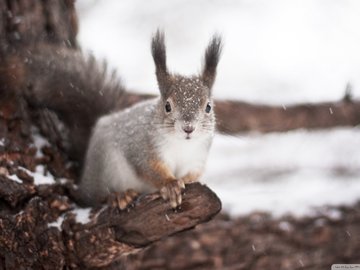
[75,0,360,217]
[204,128,360,216]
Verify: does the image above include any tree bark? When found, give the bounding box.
[64,183,221,268]
[0,0,78,50]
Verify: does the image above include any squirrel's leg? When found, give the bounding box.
[141,160,185,208]
[108,189,139,210]
[160,179,185,208]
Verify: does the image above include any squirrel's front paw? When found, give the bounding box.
[109,189,139,210]
[160,179,185,208]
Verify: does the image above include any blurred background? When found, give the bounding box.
[76,0,360,217]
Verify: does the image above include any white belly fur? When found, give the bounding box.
[158,135,209,179]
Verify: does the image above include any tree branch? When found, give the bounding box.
[63,183,221,268]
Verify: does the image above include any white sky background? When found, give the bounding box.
[77,0,360,104]
[75,0,360,217]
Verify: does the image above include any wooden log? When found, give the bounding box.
[214,98,360,134]
[63,183,221,268]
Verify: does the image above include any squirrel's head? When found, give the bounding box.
[151,30,222,140]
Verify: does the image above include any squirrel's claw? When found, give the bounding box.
[110,189,139,210]
[160,179,185,208]
[179,179,185,189]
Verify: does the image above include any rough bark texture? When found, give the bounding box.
[0,0,78,49]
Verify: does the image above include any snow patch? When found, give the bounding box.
[19,165,55,185]
[73,208,91,224]
[31,127,50,158]
[48,215,65,229]
[58,178,71,185]
[205,128,360,217]
[279,221,292,232]
[7,174,23,184]
[48,208,92,230]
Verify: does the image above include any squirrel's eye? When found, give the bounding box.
[165,101,172,113]
[205,103,211,113]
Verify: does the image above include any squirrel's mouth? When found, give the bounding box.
[185,134,191,140]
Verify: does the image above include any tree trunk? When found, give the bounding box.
[0,0,78,49]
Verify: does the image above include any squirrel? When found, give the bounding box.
[0,30,222,208]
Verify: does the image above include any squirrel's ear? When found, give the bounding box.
[201,34,223,90]
[151,30,170,97]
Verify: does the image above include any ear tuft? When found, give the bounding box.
[202,34,223,89]
[151,29,170,96]
[151,30,167,74]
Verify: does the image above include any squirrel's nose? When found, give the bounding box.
[183,126,195,134]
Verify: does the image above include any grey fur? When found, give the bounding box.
[151,30,170,98]
[78,33,222,206]
[202,34,223,89]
